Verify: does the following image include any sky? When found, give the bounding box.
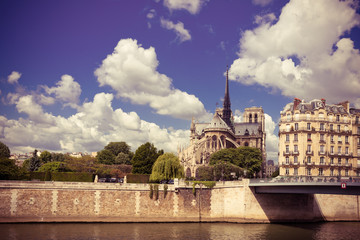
[1,0,360,162]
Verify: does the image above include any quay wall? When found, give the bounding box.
[0,180,358,223]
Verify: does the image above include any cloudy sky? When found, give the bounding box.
[1,0,360,161]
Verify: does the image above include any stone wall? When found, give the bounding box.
[0,180,359,223]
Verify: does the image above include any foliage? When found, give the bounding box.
[66,155,97,173]
[105,142,131,156]
[209,146,262,177]
[37,161,68,172]
[0,141,10,158]
[51,152,65,162]
[150,153,184,182]
[196,166,214,181]
[44,171,51,181]
[21,159,30,171]
[29,150,41,172]
[97,149,115,165]
[126,174,150,183]
[50,172,94,182]
[0,158,22,180]
[213,161,244,181]
[115,152,131,165]
[132,142,163,174]
[39,151,52,164]
[94,164,132,178]
[271,169,279,178]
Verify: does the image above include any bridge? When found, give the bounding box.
[249,178,360,195]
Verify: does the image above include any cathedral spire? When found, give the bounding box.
[222,66,233,129]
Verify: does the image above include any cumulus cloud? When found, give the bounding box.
[0,92,190,154]
[264,113,278,161]
[7,71,21,84]
[44,74,81,108]
[95,38,208,120]
[160,18,191,42]
[147,9,156,19]
[229,0,360,105]
[163,0,207,14]
[252,0,273,7]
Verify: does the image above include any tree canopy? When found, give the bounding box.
[29,150,41,172]
[39,151,52,164]
[97,142,133,165]
[209,146,263,177]
[132,142,163,174]
[105,142,131,156]
[0,141,10,159]
[150,153,184,182]
[96,149,115,165]
[37,161,68,172]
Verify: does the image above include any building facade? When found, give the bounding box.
[178,70,266,178]
[279,98,360,178]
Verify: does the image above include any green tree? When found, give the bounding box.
[209,148,240,166]
[213,161,243,181]
[39,151,52,164]
[51,153,65,162]
[0,141,10,158]
[66,155,97,173]
[271,169,279,178]
[37,161,68,172]
[150,153,184,182]
[105,142,131,156]
[0,158,21,180]
[29,150,41,172]
[97,149,115,165]
[237,146,262,177]
[132,142,163,174]
[115,152,131,165]
[196,165,214,181]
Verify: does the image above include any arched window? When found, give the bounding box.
[212,135,217,149]
[186,168,191,178]
[245,129,249,135]
[249,114,252,123]
[255,114,258,123]
[244,142,249,147]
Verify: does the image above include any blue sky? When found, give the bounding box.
[1,0,360,161]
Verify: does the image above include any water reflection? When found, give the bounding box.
[0,222,360,240]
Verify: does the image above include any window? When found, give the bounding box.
[330,146,334,154]
[307,133,311,141]
[319,168,323,176]
[345,147,349,155]
[345,136,349,143]
[331,135,334,142]
[286,145,289,153]
[286,134,290,142]
[320,123,325,131]
[286,124,290,132]
[338,135,342,143]
[249,114,252,123]
[338,158,342,164]
[254,114,258,123]
[294,168,298,176]
[336,115,340,122]
[338,146,341,154]
[320,134,325,142]
[345,169,349,177]
[320,145,325,154]
[295,123,299,130]
[345,158,349,165]
[358,126,360,134]
[285,168,289,175]
[307,145,311,153]
[307,156,311,163]
[307,168,312,176]
[307,123,311,130]
[337,125,341,132]
[294,145,298,153]
[294,156,298,163]
[329,115,333,122]
[320,157,324,164]
[330,169,334,176]
[330,158,334,164]
[286,157,289,164]
[294,134,298,141]
[330,124,333,131]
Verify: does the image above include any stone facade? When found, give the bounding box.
[279,98,360,178]
[178,70,266,178]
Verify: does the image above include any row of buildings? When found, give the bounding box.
[178,69,360,179]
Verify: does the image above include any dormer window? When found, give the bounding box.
[245,129,249,135]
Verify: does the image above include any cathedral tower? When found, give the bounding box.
[222,67,233,129]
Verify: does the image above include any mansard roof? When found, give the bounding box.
[281,99,349,115]
[234,122,260,136]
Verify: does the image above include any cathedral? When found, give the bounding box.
[178,69,266,178]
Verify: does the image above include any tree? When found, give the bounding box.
[37,162,68,172]
[271,169,279,178]
[237,146,262,177]
[66,155,97,173]
[105,142,131,156]
[132,142,163,174]
[29,150,41,172]
[196,165,214,181]
[115,152,131,165]
[51,153,65,162]
[0,141,10,159]
[39,151,52,164]
[209,148,240,166]
[97,149,115,165]
[150,153,184,182]
[0,158,21,180]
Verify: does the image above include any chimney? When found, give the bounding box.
[293,98,301,110]
[338,101,350,112]
[321,98,326,106]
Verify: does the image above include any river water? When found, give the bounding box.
[1,222,359,240]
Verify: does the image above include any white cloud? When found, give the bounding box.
[254,13,276,25]
[0,92,190,154]
[95,38,208,120]
[44,74,81,108]
[160,18,191,42]
[252,0,273,7]
[163,0,207,14]
[230,0,360,105]
[264,113,278,161]
[7,71,21,84]
[147,9,156,19]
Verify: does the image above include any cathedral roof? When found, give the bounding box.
[234,123,260,136]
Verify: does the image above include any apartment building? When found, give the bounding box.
[279,98,360,178]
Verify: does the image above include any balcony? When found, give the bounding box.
[283,151,291,156]
[293,151,299,156]
[319,140,326,144]
[306,151,314,156]
[304,161,315,166]
[318,151,326,156]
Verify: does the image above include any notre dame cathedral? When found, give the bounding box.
[178,69,266,178]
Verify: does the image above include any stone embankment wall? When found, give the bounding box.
[0,180,358,223]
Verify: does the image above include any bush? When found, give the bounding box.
[126,174,150,183]
[51,172,94,182]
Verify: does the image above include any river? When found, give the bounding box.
[1,222,359,240]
